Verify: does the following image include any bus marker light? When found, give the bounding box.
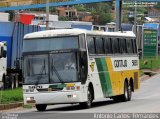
[48,88,52,91]
[76,86,80,90]
[66,87,70,90]
[71,86,75,90]
[66,83,75,87]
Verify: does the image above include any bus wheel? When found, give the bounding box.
[122,82,132,101]
[80,87,93,108]
[36,104,47,111]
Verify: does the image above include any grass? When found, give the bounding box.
[0,88,23,104]
[140,57,160,70]
[23,104,33,109]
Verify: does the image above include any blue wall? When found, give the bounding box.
[0,22,14,68]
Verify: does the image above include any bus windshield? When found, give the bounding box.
[50,52,78,83]
[23,52,78,84]
[23,36,79,52]
[24,54,49,84]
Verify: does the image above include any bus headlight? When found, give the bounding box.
[67,94,77,98]
[26,97,31,101]
[26,97,36,104]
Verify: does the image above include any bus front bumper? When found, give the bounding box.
[24,91,86,105]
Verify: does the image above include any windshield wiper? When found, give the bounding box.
[35,60,46,85]
[50,59,64,83]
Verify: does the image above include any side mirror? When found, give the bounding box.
[80,50,87,64]
[0,47,3,58]
[79,50,88,84]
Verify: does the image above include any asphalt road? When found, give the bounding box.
[1,74,160,119]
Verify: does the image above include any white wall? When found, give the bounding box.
[0,12,9,22]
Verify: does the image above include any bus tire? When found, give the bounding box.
[3,75,10,89]
[80,87,93,108]
[122,81,132,101]
[36,104,47,111]
[113,96,121,102]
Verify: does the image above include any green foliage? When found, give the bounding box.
[99,12,112,25]
[86,2,112,13]
[59,16,71,21]
[140,57,160,70]
[50,7,56,13]
[23,104,33,109]
[0,88,23,104]
[75,5,87,12]
[154,2,160,9]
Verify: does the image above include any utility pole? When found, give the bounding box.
[134,1,137,35]
[115,0,122,31]
[46,0,49,30]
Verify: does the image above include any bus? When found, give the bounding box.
[22,29,140,111]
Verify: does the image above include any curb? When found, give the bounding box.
[140,75,150,82]
[0,102,23,111]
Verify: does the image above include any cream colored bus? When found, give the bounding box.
[22,29,140,111]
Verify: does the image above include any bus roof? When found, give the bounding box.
[24,29,135,39]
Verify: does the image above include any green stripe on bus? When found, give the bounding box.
[96,58,113,97]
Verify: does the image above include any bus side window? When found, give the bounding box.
[111,38,120,54]
[126,39,133,53]
[119,39,127,53]
[87,36,95,54]
[134,39,137,53]
[104,38,112,54]
[95,37,104,54]
[132,39,137,54]
[79,34,86,49]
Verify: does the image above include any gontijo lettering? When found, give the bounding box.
[114,60,127,68]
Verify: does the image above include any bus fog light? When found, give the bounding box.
[73,94,77,98]
[26,97,34,101]
[26,97,31,101]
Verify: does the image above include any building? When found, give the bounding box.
[56,7,77,19]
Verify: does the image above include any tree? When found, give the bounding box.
[75,4,87,12]
[99,12,112,25]
[154,2,160,9]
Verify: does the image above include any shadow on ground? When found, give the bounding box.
[43,99,121,112]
